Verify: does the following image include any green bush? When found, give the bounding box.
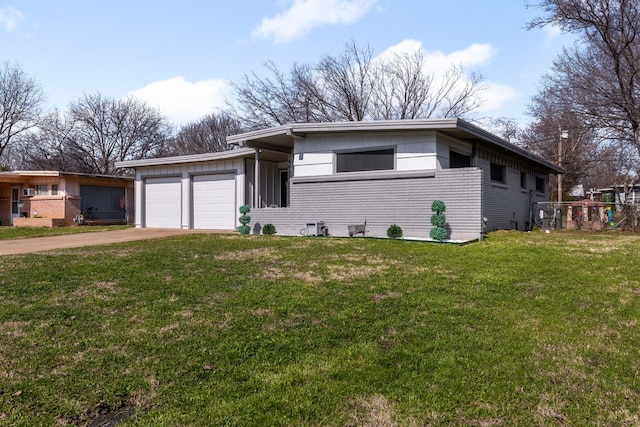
[238,205,251,235]
[431,200,446,213]
[387,224,403,239]
[430,227,447,241]
[431,213,446,228]
[430,200,447,241]
[262,224,276,235]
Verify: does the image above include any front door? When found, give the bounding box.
[10,186,20,225]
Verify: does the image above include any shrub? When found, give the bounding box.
[387,224,403,239]
[430,227,447,241]
[430,213,446,228]
[431,200,446,213]
[238,205,251,235]
[430,200,447,241]
[262,224,276,235]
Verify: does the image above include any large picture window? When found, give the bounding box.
[336,148,394,173]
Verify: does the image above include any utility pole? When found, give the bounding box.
[558,128,568,205]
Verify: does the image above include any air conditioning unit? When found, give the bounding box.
[22,188,35,197]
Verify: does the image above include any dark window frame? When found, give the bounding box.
[490,163,506,184]
[450,150,471,168]
[336,148,395,173]
[520,172,527,189]
[535,177,545,193]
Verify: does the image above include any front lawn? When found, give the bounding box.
[1,231,639,426]
[0,225,132,240]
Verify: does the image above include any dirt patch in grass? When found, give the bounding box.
[345,395,401,427]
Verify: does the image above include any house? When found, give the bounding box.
[116,119,563,242]
[588,184,640,206]
[0,171,134,227]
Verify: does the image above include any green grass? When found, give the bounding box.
[1,230,640,426]
[0,225,132,240]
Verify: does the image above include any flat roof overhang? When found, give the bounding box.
[227,118,565,174]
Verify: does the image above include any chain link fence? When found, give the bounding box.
[534,201,640,232]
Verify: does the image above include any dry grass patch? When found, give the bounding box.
[345,395,402,427]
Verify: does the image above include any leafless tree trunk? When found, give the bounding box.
[0,62,44,166]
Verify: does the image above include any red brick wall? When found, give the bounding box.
[25,196,66,219]
[65,197,82,225]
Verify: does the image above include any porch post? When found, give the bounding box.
[254,149,260,208]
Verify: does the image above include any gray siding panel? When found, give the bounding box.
[477,148,551,231]
[251,168,483,241]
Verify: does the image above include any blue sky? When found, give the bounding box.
[1,1,573,129]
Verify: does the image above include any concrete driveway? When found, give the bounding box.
[0,228,228,255]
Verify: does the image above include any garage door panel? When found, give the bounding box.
[145,177,181,228]
[193,174,235,230]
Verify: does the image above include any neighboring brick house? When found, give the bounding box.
[0,171,134,227]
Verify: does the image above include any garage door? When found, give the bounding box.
[145,177,182,228]
[193,174,235,230]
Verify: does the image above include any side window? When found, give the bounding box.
[520,172,527,189]
[490,163,505,184]
[536,177,545,193]
[450,150,471,168]
[36,184,49,196]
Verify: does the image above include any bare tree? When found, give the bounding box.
[528,0,640,156]
[168,112,244,155]
[17,110,76,171]
[371,49,431,120]
[65,94,172,174]
[314,41,376,121]
[0,62,45,166]
[232,41,486,127]
[521,95,606,197]
[19,93,171,174]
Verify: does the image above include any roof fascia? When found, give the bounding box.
[116,147,256,168]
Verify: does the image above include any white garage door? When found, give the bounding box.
[145,177,182,228]
[193,174,236,230]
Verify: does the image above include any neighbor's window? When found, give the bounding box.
[36,184,48,196]
[450,150,471,168]
[336,148,394,173]
[51,184,59,195]
[490,163,505,183]
[520,172,527,189]
[536,177,545,193]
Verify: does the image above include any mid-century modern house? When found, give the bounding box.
[116,119,564,242]
[0,171,134,227]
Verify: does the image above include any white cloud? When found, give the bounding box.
[0,7,24,31]
[253,0,378,43]
[128,77,232,127]
[378,40,496,73]
[478,82,517,112]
